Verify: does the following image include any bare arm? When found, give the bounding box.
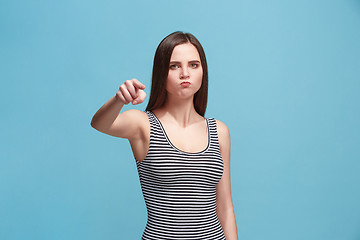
[216,120,239,240]
[90,78,147,140]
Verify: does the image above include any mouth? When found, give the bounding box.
[180,81,191,87]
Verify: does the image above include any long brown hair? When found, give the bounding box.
[145,31,208,116]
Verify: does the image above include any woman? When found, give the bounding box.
[91,31,238,239]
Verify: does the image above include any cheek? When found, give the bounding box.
[167,71,176,79]
[194,69,203,83]
[193,74,203,92]
[166,72,176,84]
[165,73,176,90]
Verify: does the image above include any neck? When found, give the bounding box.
[159,94,200,127]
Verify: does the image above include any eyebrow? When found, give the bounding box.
[169,60,201,64]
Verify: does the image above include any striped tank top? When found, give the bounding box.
[135,111,226,240]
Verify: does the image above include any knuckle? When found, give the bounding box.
[116,93,126,103]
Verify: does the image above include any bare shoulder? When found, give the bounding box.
[106,109,149,139]
[120,109,148,121]
[215,119,231,157]
[118,109,149,130]
[216,119,231,150]
[215,119,230,140]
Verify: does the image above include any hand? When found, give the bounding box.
[116,78,146,105]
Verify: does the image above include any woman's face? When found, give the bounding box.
[166,43,203,100]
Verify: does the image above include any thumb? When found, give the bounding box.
[132,90,147,105]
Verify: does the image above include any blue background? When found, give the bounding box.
[1,0,360,239]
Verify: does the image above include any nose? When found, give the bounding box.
[180,67,190,79]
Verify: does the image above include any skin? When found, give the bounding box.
[90,43,238,239]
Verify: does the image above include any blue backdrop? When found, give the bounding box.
[1,0,360,239]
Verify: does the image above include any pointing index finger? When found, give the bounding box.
[132,78,145,90]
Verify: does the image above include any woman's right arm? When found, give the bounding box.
[90,78,147,140]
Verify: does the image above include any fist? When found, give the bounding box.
[116,78,146,105]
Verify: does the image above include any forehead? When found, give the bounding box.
[170,43,200,61]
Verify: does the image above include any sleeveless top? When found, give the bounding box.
[135,111,226,240]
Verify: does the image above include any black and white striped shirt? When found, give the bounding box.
[136,110,226,240]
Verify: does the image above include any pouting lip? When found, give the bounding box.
[180,81,191,84]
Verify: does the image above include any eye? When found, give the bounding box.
[191,63,199,68]
[169,64,179,70]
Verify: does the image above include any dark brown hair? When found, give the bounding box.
[145,31,208,116]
